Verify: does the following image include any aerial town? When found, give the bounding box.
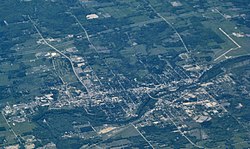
[0,0,249,148]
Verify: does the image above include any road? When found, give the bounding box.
[131,123,155,149]
[146,2,190,53]
[28,15,91,95]
[1,111,22,144]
